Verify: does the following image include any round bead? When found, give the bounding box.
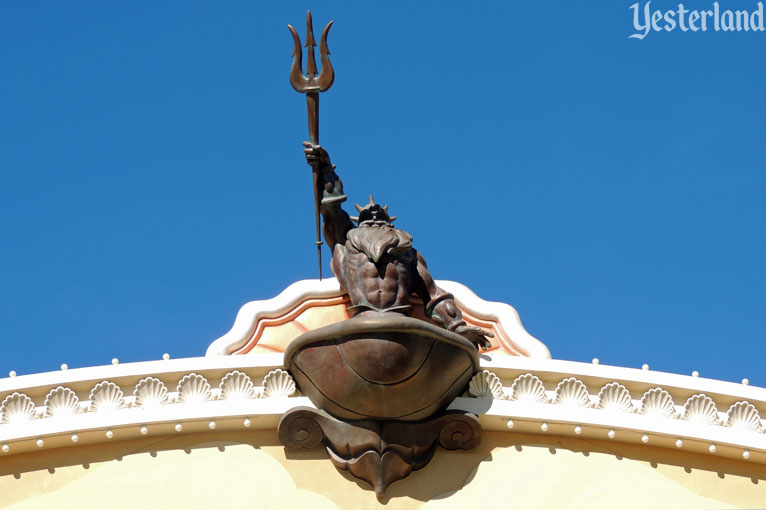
[592,358,600,365]
[111,358,119,365]
[71,434,79,443]
[1,444,9,453]
[574,425,582,435]
[675,439,683,448]
[105,430,114,439]
[174,423,183,432]
[243,418,252,428]
[139,426,148,435]
[60,364,68,371]
[208,421,216,430]
[540,422,548,432]
[8,371,16,377]
[607,429,616,439]
[743,450,751,459]
[708,444,717,453]
[692,371,699,378]
[36,439,44,448]
[641,434,649,443]
[162,353,170,360]
[506,419,514,429]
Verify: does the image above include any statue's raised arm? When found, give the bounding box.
[303,142,353,251]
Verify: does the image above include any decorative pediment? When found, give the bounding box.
[205,278,550,359]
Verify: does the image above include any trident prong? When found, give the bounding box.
[288,11,334,95]
[288,11,335,280]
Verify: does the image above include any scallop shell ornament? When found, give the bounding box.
[0,392,36,424]
[681,394,719,425]
[134,377,169,408]
[177,373,212,404]
[554,378,590,407]
[220,371,255,401]
[639,387,676,418]
[89,381,125,412]
[44,386,80,418]
[596,382,633,413]
[468,370,504,399]
[509,374,547,403]
[725,401,761,432]
[262,369,296,398]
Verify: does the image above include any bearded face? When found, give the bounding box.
[346,221,413,263]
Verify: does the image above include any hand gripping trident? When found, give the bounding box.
[288,11,334,280]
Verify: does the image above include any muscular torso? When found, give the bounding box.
[332,242,417,314]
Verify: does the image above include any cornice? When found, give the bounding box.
[0,354,762,466]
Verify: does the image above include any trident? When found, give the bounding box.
[288,11,335,280]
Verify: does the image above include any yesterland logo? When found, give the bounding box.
[629,1,765,38]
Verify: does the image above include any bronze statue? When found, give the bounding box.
[279,12,488,500]
[304,142,492,351]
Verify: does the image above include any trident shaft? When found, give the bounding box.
[288,11,334,280]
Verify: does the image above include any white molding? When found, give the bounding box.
[478,354,766,404]
[0,354,283,397]
[0,352,762,466]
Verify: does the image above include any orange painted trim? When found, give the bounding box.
[234,292,525,357]
[460,309,522,356]
[234,295,350,355]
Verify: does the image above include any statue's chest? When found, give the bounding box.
[345,249,412,281]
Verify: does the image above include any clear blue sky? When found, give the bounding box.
[1,1,764,385]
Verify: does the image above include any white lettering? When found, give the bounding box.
[629,1,766,38]
[722,9,735,30]
[678,3,690,30]
[701,9,713,30]
[736,10,750,29]
[753,2,765,30]
[629,2,652,39]
[714,2,721,31]
[665,9,677,29]
[689,10,700,30]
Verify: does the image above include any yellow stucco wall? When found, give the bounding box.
[1,430,765,509]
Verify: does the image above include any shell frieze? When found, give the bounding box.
[596,382,633,413]
[263,369,296,398]
[89,381,125,412]
[44,386,80,418]
[554,377,589,407]
[468,370,504,399]
[221,370,256,400]
[639,388,676,418]
[509,374,547,403]
[220,370,256,400]
[0,392,36,424]
[177,373,212,404]
[725,401,761,432]
[134,377,169,408]
[681,394,719,425]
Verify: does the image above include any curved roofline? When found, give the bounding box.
[205,278,550,358]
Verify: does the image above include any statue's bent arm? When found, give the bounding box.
[413,252,464,331]
[414,252,493,350]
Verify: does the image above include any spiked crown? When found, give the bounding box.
[350,195,397,225]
